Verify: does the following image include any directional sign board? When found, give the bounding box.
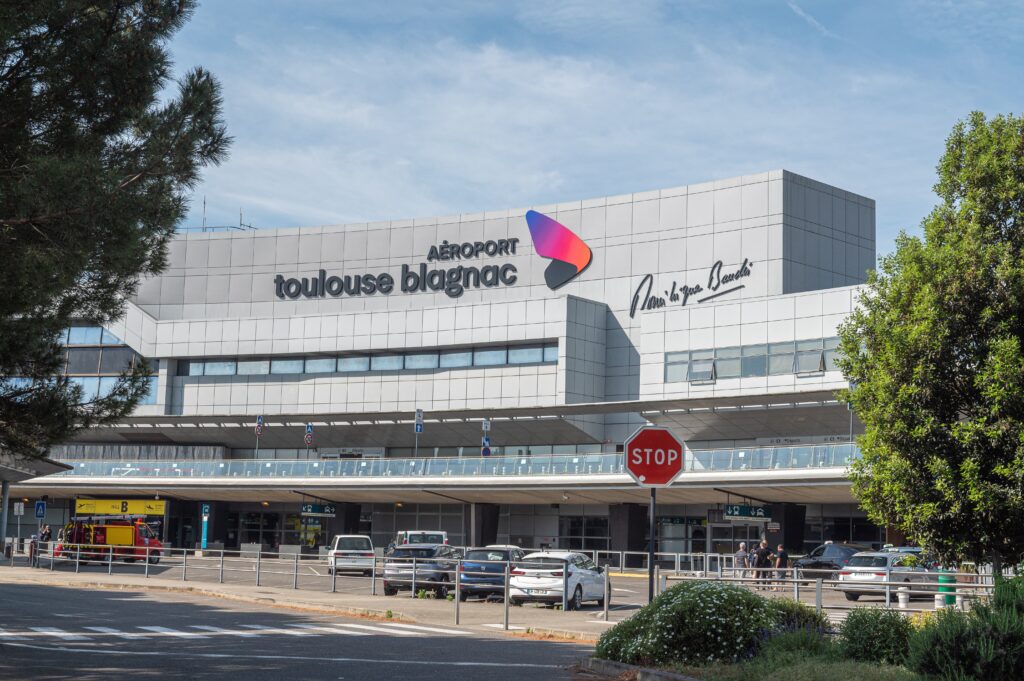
[301,503,337,518]
[624,426,685,487]
[75,499,167,516]
[724,504,771,522]
[13,502,24,516]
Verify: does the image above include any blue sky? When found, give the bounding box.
[171,1,1023,255]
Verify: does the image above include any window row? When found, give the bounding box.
[665,337,841,383]
[67,376,159,405]
[64,347,144,376]
[178,344,559,377]
[61,325,123,346]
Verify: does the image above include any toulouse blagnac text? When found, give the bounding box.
[274,239,519,300]
[630,258,754,318]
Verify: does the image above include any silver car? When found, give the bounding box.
[837,551,940,601]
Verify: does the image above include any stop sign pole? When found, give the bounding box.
[623,425,685,603]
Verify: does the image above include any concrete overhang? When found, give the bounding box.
[71,389,852,448]
[0,452,71,483]
[15,467,854,505]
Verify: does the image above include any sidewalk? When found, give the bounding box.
[0,566,612,642]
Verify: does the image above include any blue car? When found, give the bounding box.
[458,546,525,601]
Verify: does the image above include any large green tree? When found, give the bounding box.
[0,1,229,459]
[839,112,1024,572]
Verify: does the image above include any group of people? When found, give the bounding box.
[734,539,789,589]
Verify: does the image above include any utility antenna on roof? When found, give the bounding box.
[239,208,253,231]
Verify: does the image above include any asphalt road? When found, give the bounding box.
[0,583,590,681]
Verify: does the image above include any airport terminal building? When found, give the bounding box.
[12,169,881,557]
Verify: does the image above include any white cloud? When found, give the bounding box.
[785,1,839,39]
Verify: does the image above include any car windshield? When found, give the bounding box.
[389,547,436,558]
[848,555,888,567]
[334,537,371,551]
[465,550,508,562]
[405,533,444,544]
[137,524,155,539]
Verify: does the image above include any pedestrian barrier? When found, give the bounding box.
[9,538,1015,624]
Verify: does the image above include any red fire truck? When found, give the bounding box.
[56,518,163,563]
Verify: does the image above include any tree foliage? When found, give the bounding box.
[839,112,1024,570]
[0,1,229,458]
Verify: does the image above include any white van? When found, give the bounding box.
[394,530,448,546]
[327,535,375,575]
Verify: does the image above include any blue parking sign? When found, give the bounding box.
[34,501,46,519]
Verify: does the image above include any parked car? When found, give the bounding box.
[458,546,525,601]
[838,551,940,601]
[327,535,375,576]
[508,551,608,610]
[382,544,458,597]
[388,530,448,552]
[793,542,872,580]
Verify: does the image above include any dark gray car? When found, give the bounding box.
[382,544,459,597]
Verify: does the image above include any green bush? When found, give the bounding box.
[595,580,775,666]
[758,629,837,665]
[840,608,912,665]
[767,597,830,632]
[907,579,1024,680]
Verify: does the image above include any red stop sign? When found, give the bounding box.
[624,426,685,487]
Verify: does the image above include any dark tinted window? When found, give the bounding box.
[334,537,372,551]
[389,547,435,558]
[465,550,508,562]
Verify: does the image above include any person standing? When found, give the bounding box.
[753,540,773,588]
[734,542,749,579]
[774,544,789,591]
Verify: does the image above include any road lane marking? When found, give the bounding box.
[137,626,204,638]
[84,627,147,639]
[190,625,259,637]
[286,624,369,636]
[28,627,91,641]
[326,623,422,636]
[481,623,525,631]
[238,624,319,636]
[374,623,472,636]
[1,642,568,668]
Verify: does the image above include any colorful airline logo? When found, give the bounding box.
[525,210,593,290]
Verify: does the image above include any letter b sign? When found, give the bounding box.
[624,426,685,487]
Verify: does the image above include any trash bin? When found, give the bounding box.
[938,571,956,605]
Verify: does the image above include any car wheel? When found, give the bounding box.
[434,576,450,599]
[458,591,468,602]
[567,585,583,611]
[509,598,522,606]
[364,569,374,577]
[147,555,160,565]
[844,593,860,601]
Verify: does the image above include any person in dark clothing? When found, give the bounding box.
[752,540,773,588]
[774,544,789,590]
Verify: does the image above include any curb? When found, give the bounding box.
[515,627,600,643]
[580,658,702,680]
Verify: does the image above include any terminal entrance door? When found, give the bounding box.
[707,523,765,554]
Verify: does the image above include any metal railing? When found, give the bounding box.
[51,444,860,480]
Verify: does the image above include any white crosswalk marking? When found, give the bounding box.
[0,628,27,641]
[327,622,422,636]
[238,624,319,636]
[286,624,369,636]
[84,626,147,639]
[28,627,91,641]
[137,626,204,638]
[189,625,259,637]
[374,622,472,636]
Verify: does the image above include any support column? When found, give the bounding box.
[609,503,646,567]
[766,503,806,554]
[467,503,498,546]
[1,481,9,546]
